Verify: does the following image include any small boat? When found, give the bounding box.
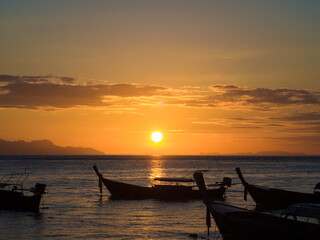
[0,171,46,212]
[193,172,320,240]
[236,167,320,208]
[93,165,231,200]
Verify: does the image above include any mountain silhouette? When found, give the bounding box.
[0,139,105,155]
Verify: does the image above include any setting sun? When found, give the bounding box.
[151,132,163,143]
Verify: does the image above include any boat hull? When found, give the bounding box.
[101,178,226,200]
[207,202,320,240]
[236,167,320,208]
[247,184,320,208]
[0,190,42,212]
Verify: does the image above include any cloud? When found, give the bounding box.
[0,74,23,82]
[272,112,320,121]
[0,74,167,109]
[60,77,75,84]
[273,135,320,143]
[0,75,319,111]
[225,113,320,132]
[268,112,320,132]
[0,74,75,84]
[212,85,319,105]
[179,85,320,110]
[210,84,239,90]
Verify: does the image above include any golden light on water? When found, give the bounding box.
[149,159,164,180]
[151,131,163,143]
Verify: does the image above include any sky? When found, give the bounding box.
[0,0,320,155]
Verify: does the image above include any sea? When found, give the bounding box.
[0,155,319,240]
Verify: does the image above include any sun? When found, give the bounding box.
[151,131,163,143]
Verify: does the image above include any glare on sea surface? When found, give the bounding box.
[149,159,164,180]
[151,131,163,143]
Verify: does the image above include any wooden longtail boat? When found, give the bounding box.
[193,172,320,240]
[93,165,231,200]
[0,172,46,212]
[236,167,320,208]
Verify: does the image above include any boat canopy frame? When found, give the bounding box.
[0,171,30,190]
[153,177,194,183]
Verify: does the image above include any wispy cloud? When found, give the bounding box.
[0,74,75,84]
[270,135,320,144]
[271,112,320,121]
[204,84,319,109]
[160,84,320,111]
[226,113,320,132]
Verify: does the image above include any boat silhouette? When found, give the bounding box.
[93,165,231,200]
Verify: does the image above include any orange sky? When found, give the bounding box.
[0,1,319,155]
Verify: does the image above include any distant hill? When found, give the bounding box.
[254,151,306,156]
[0,139,105,155]
[200,151,306,156]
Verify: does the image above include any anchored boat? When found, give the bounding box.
[236,167,320,208]
[93,165,231,200]
[194,172,320,240]
[0,171,46,212]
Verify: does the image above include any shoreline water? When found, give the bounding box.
[0,154,319,161]
[0,156,319,239]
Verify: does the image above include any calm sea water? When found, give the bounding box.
[0,155,319,240]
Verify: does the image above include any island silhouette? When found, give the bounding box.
[0,139,105,155]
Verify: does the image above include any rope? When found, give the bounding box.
[41,196,45,209]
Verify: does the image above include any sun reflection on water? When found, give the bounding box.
[149,158,164,180]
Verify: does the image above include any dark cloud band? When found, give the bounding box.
[0,74,167,109]
[0,75,319,110]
